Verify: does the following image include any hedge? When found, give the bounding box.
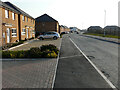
[2,40,25,50]
[2,44,59,58]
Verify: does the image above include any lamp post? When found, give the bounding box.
[104,10,106,36]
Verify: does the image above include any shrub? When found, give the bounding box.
[2,44,59,58]
[2,40,25,50]
[29,47,42,58]
[18,40,24,44]
[40,44,59,54]
[11,43,18,47]
[2,51,11,58]
[47,51,58,58]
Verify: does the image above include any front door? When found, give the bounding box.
[27,29,28,39]
[7,28,10,43]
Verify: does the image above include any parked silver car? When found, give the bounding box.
[37,32,60,40]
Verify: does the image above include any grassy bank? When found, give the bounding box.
[84,33,120,39]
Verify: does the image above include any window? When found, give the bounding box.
[31,19,32,22]
[12,28,17,37]
[22,16,25,21]
[33,20,34,24]
[5,10,9,18]
[32,30,35,34]
[12,12,15,20]
[26,17,28,22]
[22,28,26,35]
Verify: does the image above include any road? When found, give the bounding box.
[69,33,118,88]
[54,34,116,89]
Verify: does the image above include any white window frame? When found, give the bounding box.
[12,12,15,20]
[32,30,35,34]
[33,20,34,24]
[5,10,9,18]
[26,17,28,22]
[12,28,17,37]
[22,28,26,35]
[23,16,25,21]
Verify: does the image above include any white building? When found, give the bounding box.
[70,27,78,31]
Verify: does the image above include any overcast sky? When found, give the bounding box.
[1,0,119,29]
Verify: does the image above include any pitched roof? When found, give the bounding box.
[35,14,58,22]
[0,1,2,7]
[0,1,19,13]
[4,2,34,19]
[104,26,120,30]
[88,26,102,29]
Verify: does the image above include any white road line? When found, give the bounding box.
[52,38,62,88]
[60,55,82,59]
[69,37,117,90]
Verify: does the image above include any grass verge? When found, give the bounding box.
[84,33,120,39]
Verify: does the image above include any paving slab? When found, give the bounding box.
[2,59,57,88]
[10,38,61,51]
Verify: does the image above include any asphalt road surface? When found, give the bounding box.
[54,34,114,89]
[68,33,118,88]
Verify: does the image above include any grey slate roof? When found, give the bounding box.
[36,14,58,22]
[88,26,102,30]
[0,1,2,7]
[0,1,19,13]
[104,26,120,30]
[4,2,34,19]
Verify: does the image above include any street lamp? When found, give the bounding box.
[104,10,106,36]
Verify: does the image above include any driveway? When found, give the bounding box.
[2,38,62,88]
[2,59,57,88]
[10,38,61,51]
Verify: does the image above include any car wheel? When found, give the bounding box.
[39,37,44,40]
[53,36,57,40]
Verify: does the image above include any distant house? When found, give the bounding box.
[103,26,120,35]
[35,14,59,36]
[70,27,78,32]
[87,26,102,34]
[59,25,70,34]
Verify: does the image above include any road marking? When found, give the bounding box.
[69,37,117,90]
[60,55,82,59]
[52,38,62,88]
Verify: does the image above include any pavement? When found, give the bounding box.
[2,38,62,88]
[2,59,57,88]
[54,35,113,89]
